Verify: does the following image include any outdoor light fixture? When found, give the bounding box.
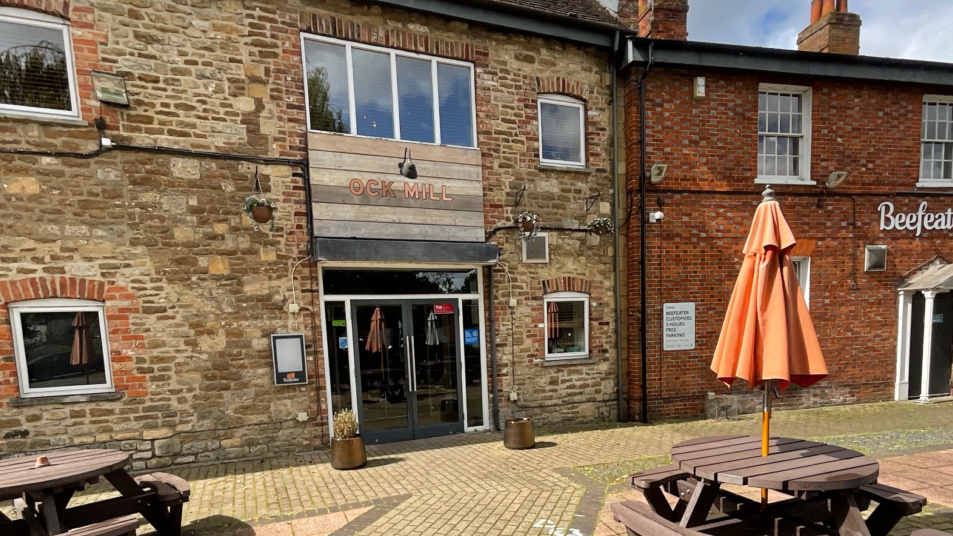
[826,171,849,189]
[90,71,129,106]
[648,211,665,223]
[398,148,418,179]
[650,164,668,184]
[865,245,888,272]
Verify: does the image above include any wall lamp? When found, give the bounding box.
[826,171,848,189]
[649,164,668,184]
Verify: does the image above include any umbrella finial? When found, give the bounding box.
[761,185,776,204]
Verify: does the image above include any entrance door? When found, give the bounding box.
[908,293,953,399]
[352,300,464,444]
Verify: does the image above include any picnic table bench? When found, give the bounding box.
[617,436,927,536]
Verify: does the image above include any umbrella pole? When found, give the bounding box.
[761,379,772,508]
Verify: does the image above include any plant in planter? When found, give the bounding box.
[515,211,540,241]
[242,195,277,232]
[330,409,366,470]
[588,217,614,237]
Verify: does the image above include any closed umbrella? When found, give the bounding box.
[70,312,96,384]
[711,186,827,507]
[365,307,385,354]
[425,310,440,346]
[547,302,560,339]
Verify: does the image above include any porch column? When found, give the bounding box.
[919,290,938,403]
[895,290,912,401]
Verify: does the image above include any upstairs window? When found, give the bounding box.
[9,299,113,398]
[757,84,812,184]
[920,98,953,185]
[303,35,476,148]
[0,8,78,118]
[538,94,586,167]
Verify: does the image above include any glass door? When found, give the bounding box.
[352,302,412,443]
[351,300,465,443]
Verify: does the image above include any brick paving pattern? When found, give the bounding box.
[5,401,953,535]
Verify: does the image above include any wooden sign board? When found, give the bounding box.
[309,132,484,243]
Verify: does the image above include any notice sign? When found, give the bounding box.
[663,303,696,351]
[434,303,454,314]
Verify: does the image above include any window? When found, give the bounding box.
[302,35,476,148]
[538,94,586,167]
[0,8,78,118]
[919,97,953,185]
[522,233,549,264]
[9,299,113,398]
[544,292,589,360]
[792,256,811,308]
[757,84,812,184]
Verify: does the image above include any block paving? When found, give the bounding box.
[5,401,953,535]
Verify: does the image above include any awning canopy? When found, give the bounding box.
[900,262,953,291]
[313,238,499,265]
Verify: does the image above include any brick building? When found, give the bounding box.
[0,0,628,463]
[622,0,953,420]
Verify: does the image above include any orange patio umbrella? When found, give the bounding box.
[547,302,560,339]
[365,307,385,354]
[70,312,96,384]
[711,186,827,506]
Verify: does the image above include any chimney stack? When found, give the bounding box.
[798,0,861,54]
[619,0,689,40]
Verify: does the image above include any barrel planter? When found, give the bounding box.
[503,417,535,450]
[330,436,367,470]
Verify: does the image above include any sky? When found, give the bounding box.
[684,0,953,62]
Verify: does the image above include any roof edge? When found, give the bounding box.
[368,0,629,49]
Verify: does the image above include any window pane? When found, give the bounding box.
[0,20,71,111]
[758,112,766,132]
[304,41,350,133]
[437,63,473,147]
[780,95,791,113]
[546,300,587,356]
[323,269,478,295]
[324,302,352,413]
[767,113,779,133]
[765,156,777,176]
[18,311,107,390]
[777,137,788,156]
[928,104,938,121]
[352,48,394,139]
[462,299,483,428]
[927,121,937,140]
[768,93,779,112]
[540,102,583,163]
[780,113,791,134]
[396,56,434,143]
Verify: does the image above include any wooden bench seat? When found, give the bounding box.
[629,466,693,521]
[611,500,764,536]
[134,472,190,536]
[67,515,138,536]
[857,483,927,536]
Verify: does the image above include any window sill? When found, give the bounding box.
[541,356,595,366]
[538,164,594,173]
[916,180,953,188]
[10,391,123,407]
[754,177,816,186]
[0,110,87,126]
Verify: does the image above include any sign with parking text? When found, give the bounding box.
[663,303,696,351]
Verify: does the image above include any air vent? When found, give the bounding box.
[865,245,887,272]
[522,233,549,264]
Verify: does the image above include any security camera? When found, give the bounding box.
[649,211,664,223]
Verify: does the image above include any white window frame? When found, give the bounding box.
[0,7,80,119]
[756,84,814,185]
[538,94,587,168]
[521,232,549,264]
[9,298,114,398]
[917,95,953,187]
[300,33,478,149]
[791,256,811,308]
[543,291,590,360]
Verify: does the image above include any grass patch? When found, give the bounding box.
[572,455,672,486]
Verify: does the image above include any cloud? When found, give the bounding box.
[686,0,953,62]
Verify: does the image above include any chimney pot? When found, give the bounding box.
[810,0,822,23]
[798,0,862,55]
[838,0,848,13]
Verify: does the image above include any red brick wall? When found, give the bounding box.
[625,67,953,420]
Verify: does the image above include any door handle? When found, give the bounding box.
[409,335,417,392]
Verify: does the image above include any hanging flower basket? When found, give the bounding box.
[588,217,614,237]
[515,212,540,241]
[242,195,277,232]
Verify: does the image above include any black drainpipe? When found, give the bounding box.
[488,265,500,431]
[638,42,654,425]
[610,31,626,422]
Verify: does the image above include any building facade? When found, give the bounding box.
[0,0,624,464]
[622,0,953,420]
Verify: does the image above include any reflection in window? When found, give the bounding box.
[324,302,352,413]
[544,293,589,360]
[438,63,473,147]
[397,56,434,143]
[463,300,483,428]
[323,269,478,295]
[304,40,350,133]
[10,300,112,397]
[0,10,76,115]
[352,48,394,139]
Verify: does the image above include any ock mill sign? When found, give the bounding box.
[879,201,953,236]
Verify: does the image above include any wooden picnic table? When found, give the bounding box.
[666,435,886,536]
[0,449,182,536]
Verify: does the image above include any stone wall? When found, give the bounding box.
[0,0,622,463]
[624,66,953,420]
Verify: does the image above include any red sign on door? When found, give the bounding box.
[434,303,454,314]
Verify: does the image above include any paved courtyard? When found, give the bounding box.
[8,401,953,535]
